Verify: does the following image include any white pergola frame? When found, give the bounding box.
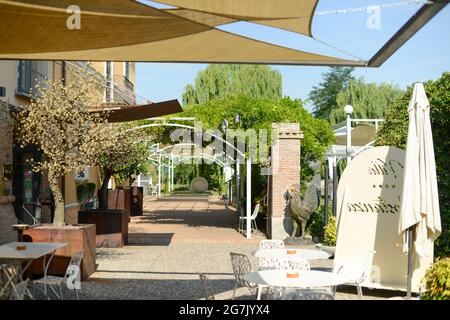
[135,122,254,239]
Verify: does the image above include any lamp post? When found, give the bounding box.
[344,105,353,164]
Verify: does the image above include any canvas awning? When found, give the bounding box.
[0,0,363,66]
[92,99,182,123]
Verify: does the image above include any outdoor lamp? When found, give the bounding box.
[344,104,353,115]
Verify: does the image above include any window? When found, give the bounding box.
[124,62,131,81]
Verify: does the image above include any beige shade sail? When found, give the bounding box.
[0,0,363,66]
[154,0,318,36]
[334,124,377,146]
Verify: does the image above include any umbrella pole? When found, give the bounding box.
[407,227,413,299]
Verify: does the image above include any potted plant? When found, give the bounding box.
[16,70,113,279]
[421,257,450,300]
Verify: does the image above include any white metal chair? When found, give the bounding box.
[238,203,260,234]
[259,240,285,250]
[33,250,83,300]
[9,279,30,300]
[229,252,257,300]
[198,273,215,300]
[332,250,376,299]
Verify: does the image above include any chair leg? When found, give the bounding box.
[257,285,263,300]
[59,284,64,300]
[357,284,363,300]
[231,283,238,300]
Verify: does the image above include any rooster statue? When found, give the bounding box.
[284,183,320,239]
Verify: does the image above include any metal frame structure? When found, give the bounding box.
[135,121,254,239]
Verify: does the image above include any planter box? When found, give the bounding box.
[131,187,143,216]
[78,210,128,247]
[108,188,131,218]
[22,224,96,280]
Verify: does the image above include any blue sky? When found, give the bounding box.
[136,0,450,112]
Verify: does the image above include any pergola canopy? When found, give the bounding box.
[0,0,362,66]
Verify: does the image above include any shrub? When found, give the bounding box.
[421,258,450,300]
[323,216,337,246]
[308,210,324,241]
[375,72,450,257]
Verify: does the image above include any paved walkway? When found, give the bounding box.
[53,196,401,300]
[128,195,266,244]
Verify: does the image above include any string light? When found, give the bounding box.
[315,0,433,16]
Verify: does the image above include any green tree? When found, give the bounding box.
[375,72,450,258]
[182,64,282,105]
[330,79,404,125]
[309,67,354,119]
[182,96,334,183]
[96,125,150,210]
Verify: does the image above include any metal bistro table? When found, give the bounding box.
[0,242,66,299]
[252,248,331,261]
[243,269,348,299]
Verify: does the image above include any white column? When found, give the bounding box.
[158,153,162,196]
[246,156,252,239]
[346,114,352,164]
[137,174,141,187]
[170,156,174,191]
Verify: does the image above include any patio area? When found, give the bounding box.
[128,195,265,245]
[63,196,398,300]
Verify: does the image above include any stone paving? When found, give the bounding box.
[66,196,402,300]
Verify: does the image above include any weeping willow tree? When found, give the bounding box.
[182,64,282,105]
[330,79,403,125]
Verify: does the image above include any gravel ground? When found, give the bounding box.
[39,243,402,300]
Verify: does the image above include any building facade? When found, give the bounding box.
[0,60,136,225]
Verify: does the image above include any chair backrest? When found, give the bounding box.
[9,279,29,300]
[64,250,84,280]
[251,204,260,219]
[333,250,376,284]
[229,252,255,292]
[198,273,215,300]
[259,240,285,250]
[278,257,310,271]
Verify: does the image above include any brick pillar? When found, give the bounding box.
[268,123,303,240]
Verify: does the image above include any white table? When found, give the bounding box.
[0,242,66,298]
[243,269,348,289]
[252,248,330,261]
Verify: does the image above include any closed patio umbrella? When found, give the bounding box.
[399,83,441,299]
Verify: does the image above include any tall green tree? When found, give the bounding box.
[309,67,354,119]
[330,79,404,125]
[182,96,334,183]
[375,72,450,258]
[182,64,282,105]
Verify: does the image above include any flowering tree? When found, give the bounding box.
[17,71,114,226]
[96,125,150,210]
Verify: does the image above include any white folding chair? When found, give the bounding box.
[238,203,260,234]
[9,279,30,300]
[33,250,83,300]
[332,250,376,299]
